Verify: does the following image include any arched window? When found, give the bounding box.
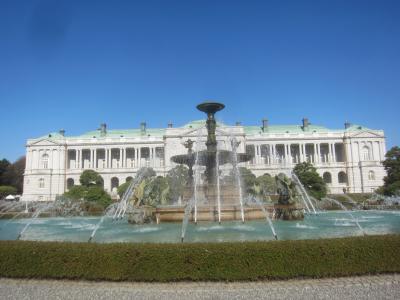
[338,171,347,184]
[368,170,375,181]
[323,172,332,184]
[41,154,49,169]
[111,177,119,190]
[361,146,371,161]
[126,176,133,183]
[39,178,45,188]
[66,178,74,189]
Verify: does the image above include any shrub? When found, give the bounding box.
[0,235,399,282]
[84,186,112,208]
[64,185,87,200]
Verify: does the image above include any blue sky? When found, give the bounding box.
[0,0,399,162]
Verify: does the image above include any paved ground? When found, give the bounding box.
[0,274,399,299]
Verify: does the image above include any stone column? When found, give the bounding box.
[328,143,332,163]
[134,147,138,168]
[313,144,317,164]
[283,144,287,163]
[301,143,306,162]
[378,141,383,161]
[286,144,290,164]
[119,148,122,168]
[76,149,80,169]
[369,141,375,161]
[89,149,92,169]
[105,148,109,168]
[139,148,142,168]
[332,143,336,163]
[122,148,126,168]
[93,149,96,168]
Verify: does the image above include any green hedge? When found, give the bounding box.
[0,235,399,282]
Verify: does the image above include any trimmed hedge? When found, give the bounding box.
[0,235,399,282]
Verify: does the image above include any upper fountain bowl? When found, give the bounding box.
[196,101,225,114]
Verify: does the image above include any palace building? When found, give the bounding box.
[22,118,386,201]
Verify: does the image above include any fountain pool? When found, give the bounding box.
[1,210,399,243]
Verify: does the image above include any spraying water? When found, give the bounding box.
[0,202,20,213]
[17,202,54,240]
[113,172,147,220]
[215,150,221,224]
[325,197,365,235]
[231,137,245,223]
[291,172,317,214]
[294,185,311,213]
[246,196,278,240]
[193,127,204,224]
[342,194,360,209]
[181,197,196,242]
[88,203,118,242]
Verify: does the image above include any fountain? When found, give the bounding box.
[170,101,256,224]
[1,101,399,243]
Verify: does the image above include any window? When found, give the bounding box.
[338,171,347,184]
[361,146,371,161]
[67,178,74,189]
[323,172,332,184]
[111,177,119,190]
[368,170,375,181]
[39,178,45,188]
[41,154,49,169]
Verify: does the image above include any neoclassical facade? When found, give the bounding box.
[22,118,386,201]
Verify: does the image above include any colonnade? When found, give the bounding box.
[67,146,165,170]
[247,142,345,166]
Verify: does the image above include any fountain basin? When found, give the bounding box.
[156,205,275,223]
[2,210,399,243]
[196,102,225,114]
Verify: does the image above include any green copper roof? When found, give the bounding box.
[76,128,166,138]
[345,124,371,131]
[34,121,374,140]
[243,123,372,135]
[244,124,331,135]
[38,132,66,140]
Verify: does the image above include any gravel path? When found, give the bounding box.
[0,274,399,299]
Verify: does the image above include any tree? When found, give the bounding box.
[84,186,112,208]
[79,170,104,187]
[379,146,400,196]
[1,157,25,193]
[0,186,17,199]
[293,162,327,199]
[0,159,11,185]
